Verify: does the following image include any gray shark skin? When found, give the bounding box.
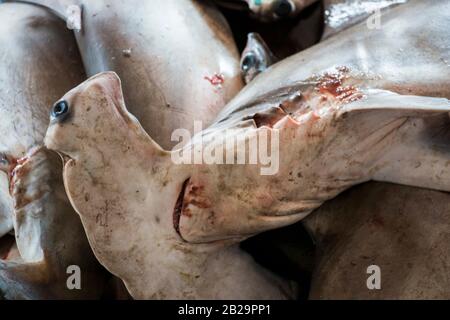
[238,0,450,299]
[0,3,106,299]
[44,0,450,299]
[322,0,409,39]
[214,0,319,21]
[304,182,450,299]
[8,0,244,150]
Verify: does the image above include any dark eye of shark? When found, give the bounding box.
[0,153,7,165]
[273,0,294,18]
[241,53,258,72]
[51,100,69,121]
[0,153,9,172]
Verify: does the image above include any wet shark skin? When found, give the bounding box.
[297,1,450,299]
[44,72,295,299]
[1,148,106,300]
[217,0,450,121]
[44,0,450,299]
[179,0,450,241]
[73,0,244,149]
[157,2,450,241]
[322,0,409,39]
[0,3,106,299]
[8,0,245,149]
[304,182,450,299]
[214,0,319,21]
[240,0,450,299]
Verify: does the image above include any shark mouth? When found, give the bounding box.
[173,178,190,239]
[171,178,255,245]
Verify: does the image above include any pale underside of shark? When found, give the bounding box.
[0,3,107,299]
[304,181,450,299]
[5,0,306,300]
[240,0,450,299]
[7,0,244,150]
[44,0,450,299]
[242,0,450,299]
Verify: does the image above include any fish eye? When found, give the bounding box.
[241,53,258,72]
[51,100,69,121]
[0,153,7,165]
[0,153,9,172]
[273,0,294,18]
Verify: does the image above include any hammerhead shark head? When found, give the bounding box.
[44,0,450,298]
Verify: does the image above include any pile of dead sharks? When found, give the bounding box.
[0,0,449,300]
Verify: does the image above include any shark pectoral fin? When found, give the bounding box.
[338,89,450,117]
[341,89,450,192]
[373,113,450,192]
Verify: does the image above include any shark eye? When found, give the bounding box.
[273,0,294,18]
[51,100,69,121]
[241,53,258,72]
[0,153,9,172]
[0,153,7,165]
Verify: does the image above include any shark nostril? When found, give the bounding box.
[273,0,294,18]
